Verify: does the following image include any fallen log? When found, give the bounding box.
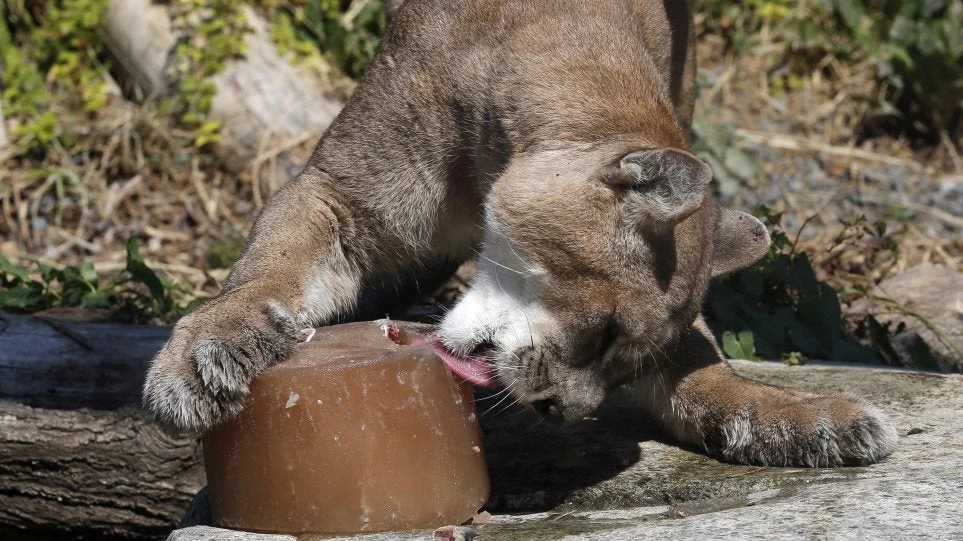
[0,311,169,409]
[0,401,204,540]
[0,312,202,540]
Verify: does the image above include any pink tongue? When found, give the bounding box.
[422,338,498,388]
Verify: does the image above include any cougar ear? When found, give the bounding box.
[712,209,770,277]
[606,148,713,226]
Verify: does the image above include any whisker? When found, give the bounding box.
[494,394,524,417]
[481,383,518,416]
[473,386,514,403]
[469,246,529,276]
[482,254,528,275]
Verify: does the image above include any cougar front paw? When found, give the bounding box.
[142,298,299,433]
[709,394,898,467]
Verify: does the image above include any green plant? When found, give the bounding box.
[256,0,386,78]
[167,0,251,147]
[722,330,762,360]
[695,0,963,139]
[783,351,809,365]
[835,0,963,137]
[704,207,879,362]
[1,0,112,154]
[696,0,843,54]
[0,238,203,323]
[705,208,948,368]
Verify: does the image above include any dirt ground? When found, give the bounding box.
[696,33,961,283]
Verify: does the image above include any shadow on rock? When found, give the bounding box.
[478,387,663,512]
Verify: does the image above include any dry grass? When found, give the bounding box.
[0,91,319,300]
[0,22,959,311]
[694,27,962,291]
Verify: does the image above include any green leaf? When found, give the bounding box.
[36,262,58,284]
[817,282,843,330]
[746,311,784,359]
[783,351,808,366]
[193,119,223,147]
[737,269,764,299]
[921,0,948,18]
[125,237,168,305]
[703,154,740,197]
[722,147,759,181]
[784,313,825,356]
[704,281,751,332]
[0,256,31,283]
[79,261,98,286]
[833,0,864,31]
[0,284,44,310]
[885,43,915,71]
[722,330,761,360]
[60,264,99,306]
[787,253,820,295]
[80,290,112,309]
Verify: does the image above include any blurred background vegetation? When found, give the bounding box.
[699,0,962,142]
[1,0,960,367]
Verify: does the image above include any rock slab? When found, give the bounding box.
[170,361,963,540]
[862,264,963,372]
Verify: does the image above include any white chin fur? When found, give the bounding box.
[439,228,555,358]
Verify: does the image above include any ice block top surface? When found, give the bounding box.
[267,321,433,373]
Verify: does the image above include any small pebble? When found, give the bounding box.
[471,511,492,525]
[667,505,689,518]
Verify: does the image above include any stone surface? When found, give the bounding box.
[169,526,294,541]
[171,361,963,540]
[850,264,963,372]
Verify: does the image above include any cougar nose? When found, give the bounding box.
[531,397,565,424]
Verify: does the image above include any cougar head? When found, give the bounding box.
[433,143,769,423]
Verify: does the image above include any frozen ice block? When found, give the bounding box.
[202,321,489,534]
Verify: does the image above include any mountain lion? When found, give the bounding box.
[144,0,897,467]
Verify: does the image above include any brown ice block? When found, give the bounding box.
[202,321,489,534]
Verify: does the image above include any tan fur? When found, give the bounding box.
[143,0,896,466]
